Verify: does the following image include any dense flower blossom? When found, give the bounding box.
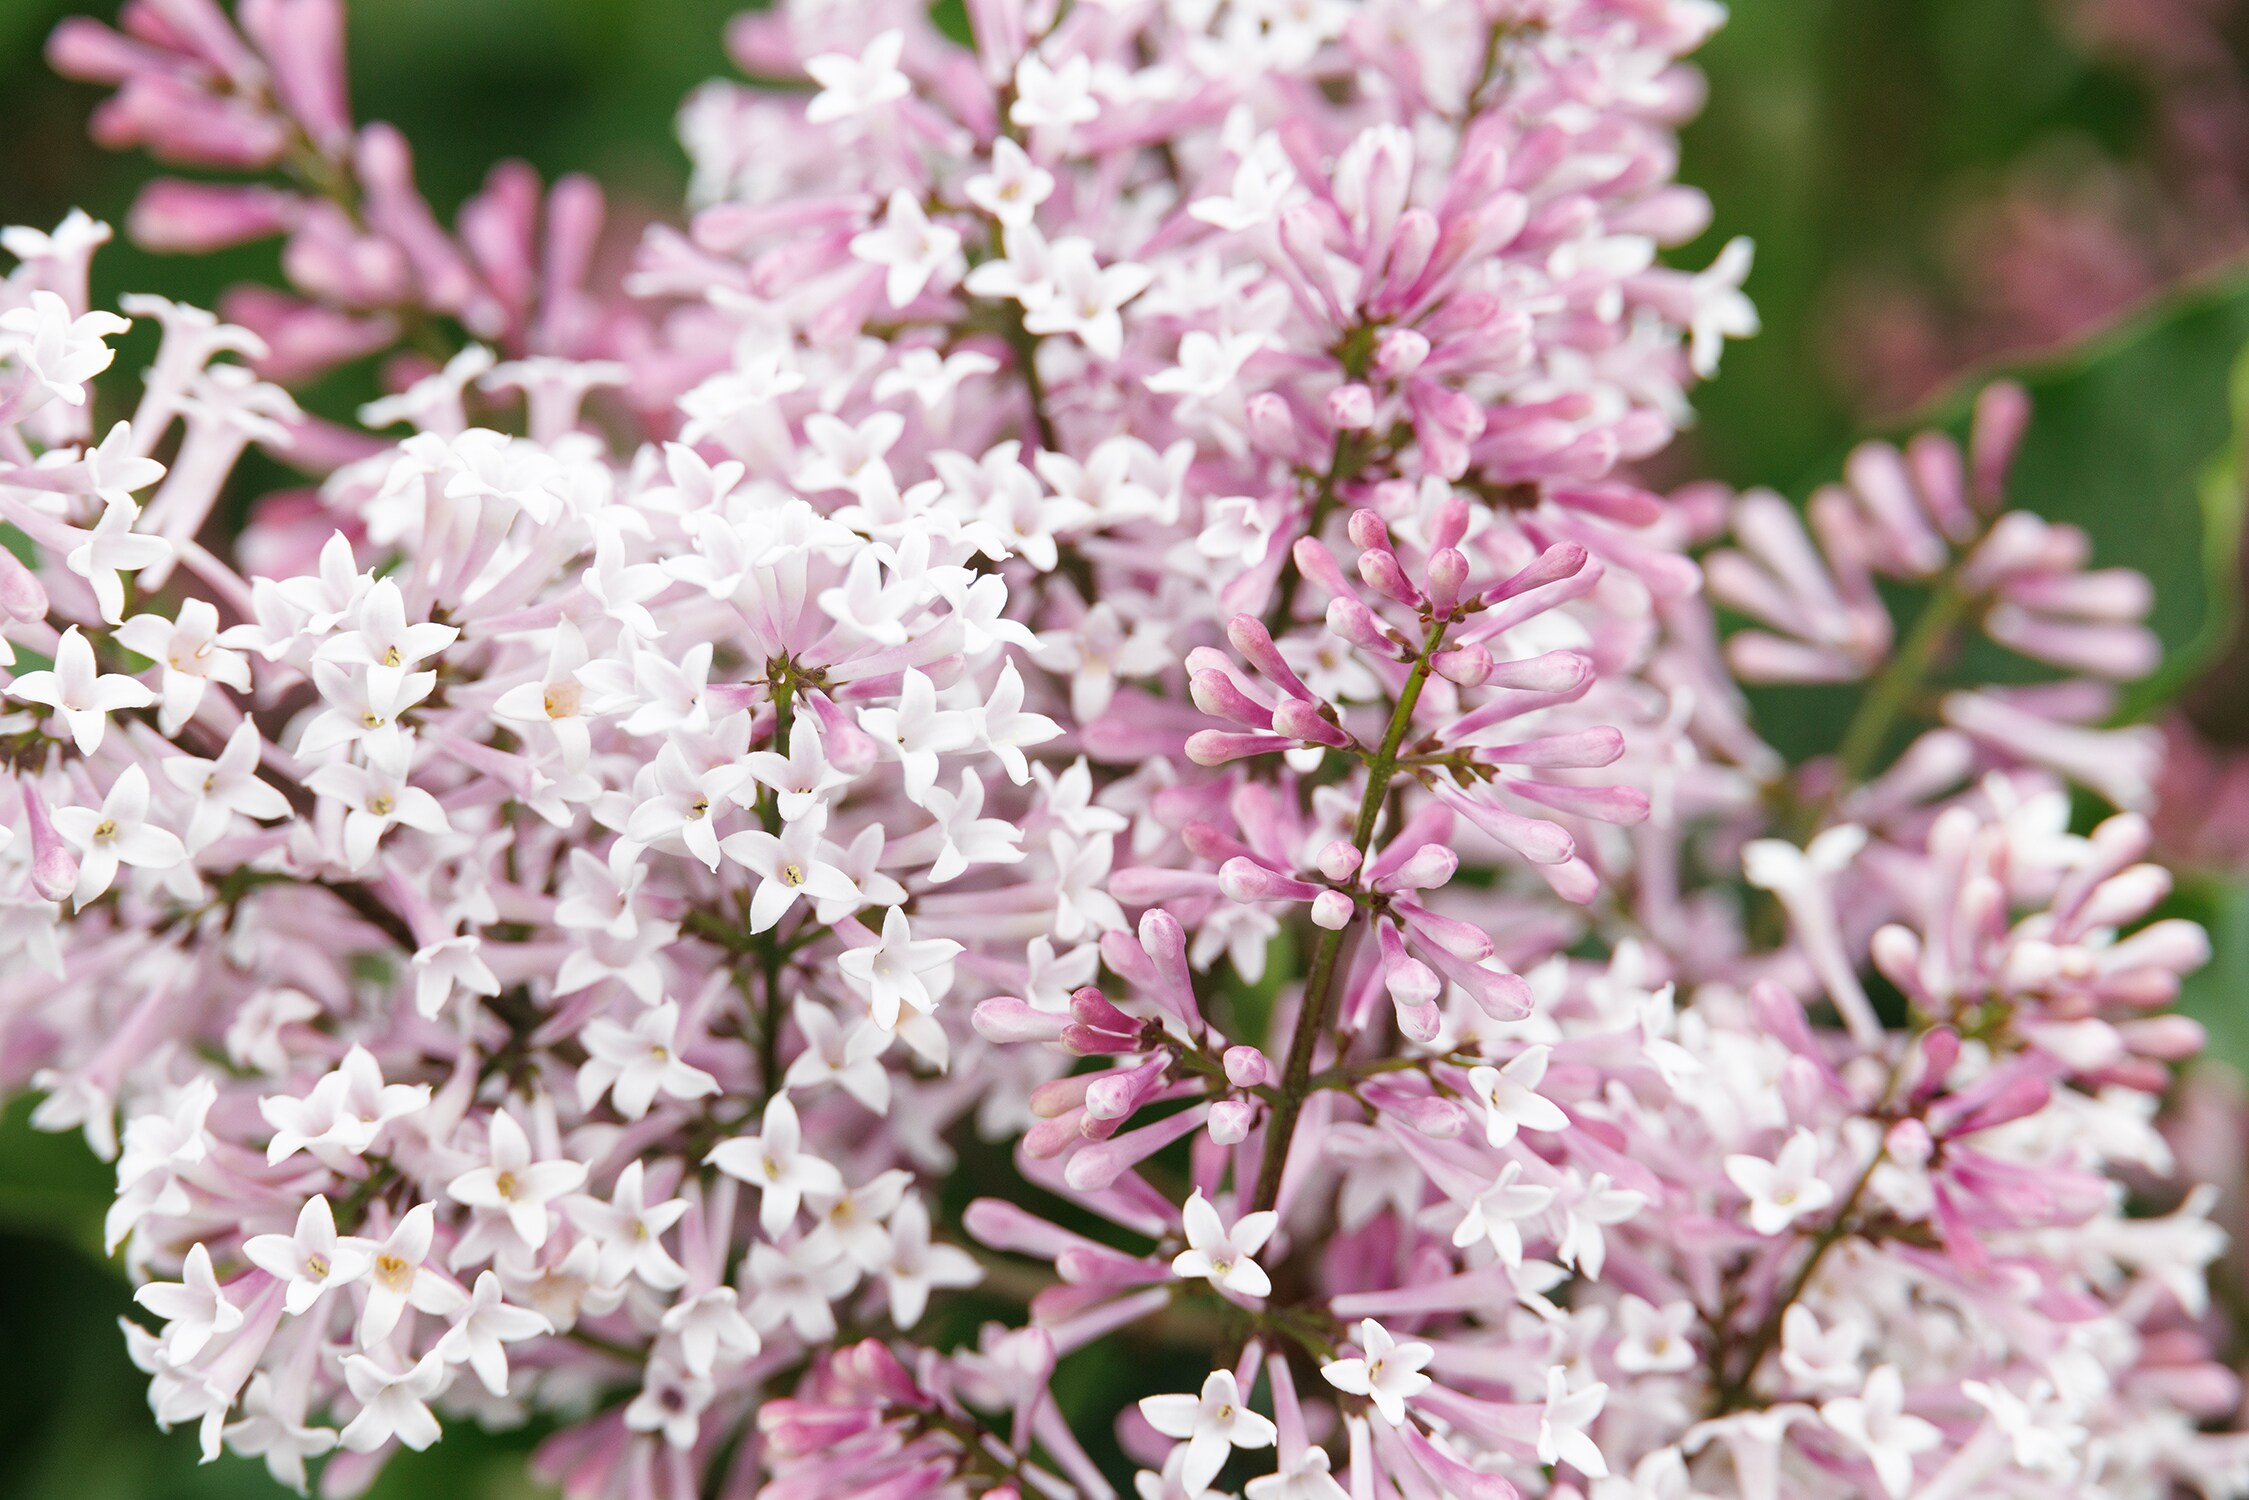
[0,1,2241,1498]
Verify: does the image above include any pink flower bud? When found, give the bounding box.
[1245,391,1309,460]
[1024,1113,1085,1158]
[1314,840,1361,880]
[282,204,413,307]
[1487,541,1591,601]
[238,0,354,152]
[1502,778,1650,826]
[1218,857,1323,904]
[94,78,290,170]
[1223,1046,1272,1088]
[1376,844,1457,892]
[1069,987,1137,1036]
[1366,209,1438,313]
[1779,1055,1828,1124]
[129,179,301,254]
[1326,383,1374,430]
[1426,547,1469,611]
[1030,1076,1093,1118]
[23,783,80,904]
[1358,547,1423,606]
[1207,1100,1253,1145]
[1479,726,1625,770]
[1270,698,1350,749]
[963,1201,1084,1260]
[1484,649,1593,693]
[1371,1086,1464,1138]
[1433,644,1491,686]
[1393,995,1441,1042]
[1186,729,1288,766]
[0,546,49,622]
[1062,1023,1141,1056]
[1277,204,1337,309]
[973,997,1069,1045]
[1326,596,1401,656]
[1063,1105,1208,1192]
[1438,786,1576,865]
[46,19,145,86]
[1346,509,1391,552]
[1971,380,2030,509]
[1190,669,1275,729]
[1310,890,1354,929]
[1393,900,1494,961]
[1291,536,1353,599]
[1225,615,1313,699]
[1911,1028,1962,1103]
[222,286,395,383]
[1408,382,1483,480]
[1085,1057,1166,1121]
[1371,327,1429,379]
[2118,1015,2204,1060]
[1885,1118,1934,1168]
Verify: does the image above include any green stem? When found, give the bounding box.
[1248,618,1448,1213]
[1709,1143,1887,1413]
[999,308,1058,452]
[758,665,798,1100]
[761,666,796,837]
[1831,580,1966,789]
[1262,432,1364,634]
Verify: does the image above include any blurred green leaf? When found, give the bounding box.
[2178,877,2249,1075]
[0,1095,113,1258]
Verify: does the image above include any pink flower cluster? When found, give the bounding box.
[0,1,2238,1499]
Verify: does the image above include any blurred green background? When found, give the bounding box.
[5,0,2249,1493]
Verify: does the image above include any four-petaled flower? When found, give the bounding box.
[446,1108,589,1252]
[721,808,863,931]
[1320,1318,1434,1426]
[1171,1189,1279,1299]
[837,906,963,1030]
[576,1001,721,1121]
[1821,1365,1940,1498]
[244,1194,371,1316]
[1538,1365,1611,1478]
[707,1091,845,1236]
[433,1270,552,1396]
[66,496,171,624]
[1725,1128,1837,1237]
[1139,1370,1278,1498]
[1466,1045,1571,1148]
[49,763,184,908]
[133,1241,241,1362]
[6,624,155,754]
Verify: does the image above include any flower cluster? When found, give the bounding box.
[0,1,2240,1499]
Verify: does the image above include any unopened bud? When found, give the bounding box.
[1223,1046,1272,1088]
[1326,383,1374,430]
[23,783,79,904]
[1208,1099,1254,1145]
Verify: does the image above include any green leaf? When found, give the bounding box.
[0,1095,115,1262]
[2173,876,2249,1075]
[1992,278,2249,706]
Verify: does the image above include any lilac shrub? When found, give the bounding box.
[0,0,2240,1497]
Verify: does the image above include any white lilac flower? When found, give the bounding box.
[6,625,155,754]
[706,1091,845,1236]
[1171,1189,1279,1299]
[1140,1370,1278,1498]
[1320,1319,1434,1426]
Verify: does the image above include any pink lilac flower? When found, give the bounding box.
[0,1,2240,1498]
